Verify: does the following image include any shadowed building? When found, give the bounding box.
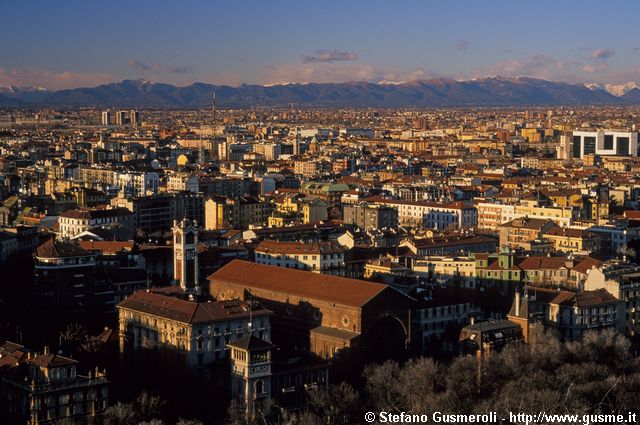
[208,260,413,368]
[117,289,272,367]
[0,342,108,425]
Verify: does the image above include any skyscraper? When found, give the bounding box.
[101,110,111,126]
[116,110,128,126]
[129,110,140,127]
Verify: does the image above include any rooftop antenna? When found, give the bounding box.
[248,297,253,335]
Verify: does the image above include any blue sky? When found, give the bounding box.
[2,0,640,89]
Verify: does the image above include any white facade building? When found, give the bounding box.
[571,130,638,159]
[116,171,159,197]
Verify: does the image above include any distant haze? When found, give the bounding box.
[3,77,640,107]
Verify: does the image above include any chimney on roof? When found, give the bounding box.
[43,346,49,355]
[515,290,520,317]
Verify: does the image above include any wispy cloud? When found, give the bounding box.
[127,59,194,74]
[582,63,608,74]
[127,59,152,71]
[490,53,558,79]
[0,67,113,90]
[301,49,358,64]
[452,40,470,51]
[591,48,615,59]
[475,53,588,83]
[263,62,438,85]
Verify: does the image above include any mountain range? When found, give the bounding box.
[3,77,640,108]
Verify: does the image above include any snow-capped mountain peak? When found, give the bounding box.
[585,82,640,96]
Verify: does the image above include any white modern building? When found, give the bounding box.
[116,171,159,197]
[570,130,638,159]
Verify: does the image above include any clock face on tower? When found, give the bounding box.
[186,250,195,260]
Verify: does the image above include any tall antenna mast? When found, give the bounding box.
[212,92,216,127]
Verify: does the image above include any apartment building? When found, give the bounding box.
[255,240,345,275]
[117,289,271,367]
[370,197,477,229]
[58,207,134,239]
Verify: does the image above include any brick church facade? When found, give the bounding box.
[208,260,414,367]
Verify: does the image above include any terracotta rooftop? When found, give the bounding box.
[209,260,390,308]
[517,256,569,270]
[571,256,602,275]
[36,239,92,259]
[544,227,596,238]
[77,240,135,254]
[256,240,344,255]
[118,290,270,324]
[500,217,552,230]
[411,235,496,249]
[29,353,78,369]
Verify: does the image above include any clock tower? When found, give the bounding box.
[173,218,199,292]
[228,335,274,418]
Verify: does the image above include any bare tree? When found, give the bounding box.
[307,382,360,425]
[175,419,203,425]
[136,391,167,423]
[102,401,138,425]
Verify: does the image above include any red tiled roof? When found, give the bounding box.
[209,260,389,308]
[36,239,92,259]
[29,353,78,369]
[256,240,344,255]
[571,256,602,275]
[118,291,269,324]
[517,256,568,270]
[77,240,134,254]
[544,227,596,238]
[624,211,640,220]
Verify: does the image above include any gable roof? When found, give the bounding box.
[29,353,78,369]
[256,240,344,255]
[572,256,602,275]
[517,256,568,271]
[117,290,269,324]
[209,260,389,308]
[36,239,92,259]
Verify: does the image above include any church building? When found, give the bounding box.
[209,260,414,368]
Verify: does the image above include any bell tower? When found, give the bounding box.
[228,335,274,418]
[173,218,199,292]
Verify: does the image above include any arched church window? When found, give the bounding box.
[255,380,264,394]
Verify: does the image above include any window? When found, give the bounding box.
[572,136,582,158]
[584,136,596,155]
[617,137,630,156]
[604,134,614,150]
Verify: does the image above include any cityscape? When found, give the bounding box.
[3,1,640,425]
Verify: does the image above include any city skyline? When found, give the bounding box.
[4,2,640,424]
[3,0,640,89]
